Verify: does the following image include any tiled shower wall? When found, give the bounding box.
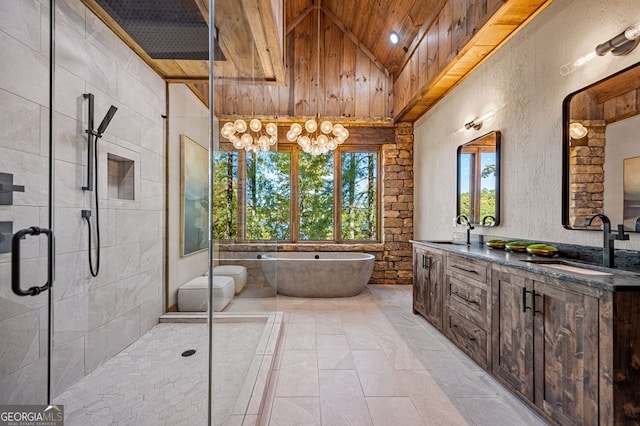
[0,0,165,402]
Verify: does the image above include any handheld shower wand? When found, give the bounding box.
[82,94,117,277]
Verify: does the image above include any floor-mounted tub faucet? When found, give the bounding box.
[455,214,475,245]
[585,214,629,268]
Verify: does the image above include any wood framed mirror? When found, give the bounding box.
[562,62,640,231]
[457,131,501,226]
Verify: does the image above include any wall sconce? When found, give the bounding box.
[454,110,496,135]
[596,23,640,56]
[569,122,588,139]
[560,23,640,75]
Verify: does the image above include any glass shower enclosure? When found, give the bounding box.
[1,1,283,424]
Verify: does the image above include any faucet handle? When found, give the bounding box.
[617,224,630,240]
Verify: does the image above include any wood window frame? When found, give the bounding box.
[220,143,381,243]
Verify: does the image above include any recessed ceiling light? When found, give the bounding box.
[389,32,399,45]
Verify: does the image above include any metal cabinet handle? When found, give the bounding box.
[533,291,543,316]
[522,288,532,312]
[451,264,478,275]
[12,227,54,296]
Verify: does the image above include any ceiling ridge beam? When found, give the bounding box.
[240,0,275,79]
[319,6,390,78]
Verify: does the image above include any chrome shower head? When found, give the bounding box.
[96,105,118,136]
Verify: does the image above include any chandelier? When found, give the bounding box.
[220,119,277,152]
[286,117,348,155]
[287,8,349,155]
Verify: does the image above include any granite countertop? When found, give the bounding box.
[411,240,640,292]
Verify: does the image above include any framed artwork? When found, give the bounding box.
[624,156,640,231]
[181,135,208,256]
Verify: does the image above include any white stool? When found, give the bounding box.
[213,265,247,294]
[178,276,234,312]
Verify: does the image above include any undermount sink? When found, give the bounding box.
[522,260,613,276]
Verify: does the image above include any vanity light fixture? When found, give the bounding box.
[389,31,399,45]
[596,23,640,56]
[453,110,496,135]
[559,52,597,76]
[560,23,640,76]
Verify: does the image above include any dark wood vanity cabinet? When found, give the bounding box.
[492,265,599,425]
[412,243,640,425]
[413,246,443,328]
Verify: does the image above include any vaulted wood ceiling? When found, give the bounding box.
[286,0,443,77]
[81,0,554,122]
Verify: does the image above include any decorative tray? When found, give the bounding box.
[504,241,529,252]
[525,244,559,257]
[486,239,506,249]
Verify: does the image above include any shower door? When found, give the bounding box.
[0,0,57,406]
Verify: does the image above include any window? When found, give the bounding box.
[341,151,377,240]
[213,146,379,242]
[298,152,334,240]
[246,151,291,240]
[212,151,237,239]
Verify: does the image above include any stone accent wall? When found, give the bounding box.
[569,120,605,228]
[375,122,414,284]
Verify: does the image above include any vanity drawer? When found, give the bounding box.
[445,274,489,328]
[444,308,488,369]
[446,254,488,284]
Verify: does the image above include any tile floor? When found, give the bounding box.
[249,285,547,426]
[56,321,267,425]
[56,285,547,425]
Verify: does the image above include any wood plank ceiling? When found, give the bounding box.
[80,0,554,123]
[287,0,442,77]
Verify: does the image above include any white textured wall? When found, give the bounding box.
[0,0,165,402]
[414,0,640,250]
[167,84,209,309]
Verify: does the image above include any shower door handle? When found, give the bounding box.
[11,227,54,296]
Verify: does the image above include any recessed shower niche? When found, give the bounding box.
[107,153,135,200]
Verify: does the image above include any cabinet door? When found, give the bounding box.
[533,281,599,426]
[491,268,534,400]
[413,247,442,328]
[424,252,443,328]
[413,248,429,318]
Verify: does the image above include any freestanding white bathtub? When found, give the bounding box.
[260,252,375,297]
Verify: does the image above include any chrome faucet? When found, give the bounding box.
[585,214,629,268]
[455,214,475,245]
